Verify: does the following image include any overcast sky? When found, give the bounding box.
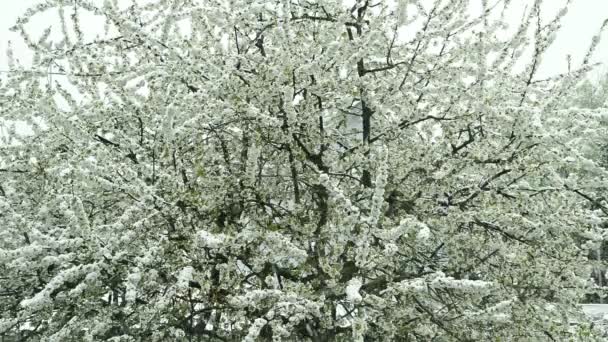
[0,0,607,79]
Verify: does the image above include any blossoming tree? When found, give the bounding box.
[1,0,608,340]
[568,72,608,304]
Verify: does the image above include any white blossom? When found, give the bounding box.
[346,278,363,303]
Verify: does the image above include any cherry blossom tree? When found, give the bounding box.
[1,0,608,340]
[568,72,608,305]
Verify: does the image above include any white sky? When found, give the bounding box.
[0,0,607,79]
